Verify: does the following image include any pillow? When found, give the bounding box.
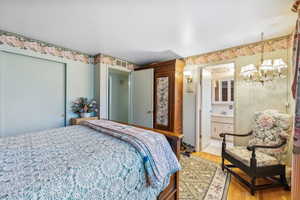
[248,110,291,164]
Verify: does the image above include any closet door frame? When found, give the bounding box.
[97,63,132,122]
[0,48,67,131]
[0,44,94,134]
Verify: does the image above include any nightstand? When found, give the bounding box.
[70,117,99,125]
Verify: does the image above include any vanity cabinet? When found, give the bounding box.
[211,116,233,141]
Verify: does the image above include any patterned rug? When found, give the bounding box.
[179,155,231,200]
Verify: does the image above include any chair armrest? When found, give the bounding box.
[220,131,253,138]
[247,138,287,151]
[220,131,253,153]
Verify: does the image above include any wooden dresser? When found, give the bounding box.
[137,59,184,134]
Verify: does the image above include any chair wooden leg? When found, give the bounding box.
[223,151,289,195]
[250,177,256,195]
[222,157,225,171]
[280,171,290,191]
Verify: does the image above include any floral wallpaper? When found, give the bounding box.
[292,3,300,154]
[94,53,138,71]
[187,35,292,65]
[156,77,169,126]
[0,30,140,68]
[0,30,92,64]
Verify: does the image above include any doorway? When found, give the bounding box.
[108,68,130,123]
[198,63,235,155]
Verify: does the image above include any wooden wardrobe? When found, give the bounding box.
[136,59,184,134]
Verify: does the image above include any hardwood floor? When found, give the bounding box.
[193,152,291,200]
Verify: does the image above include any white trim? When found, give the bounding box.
[0,52,4,136]
[195,67,201,152]
[98,63,109,119]
[128,72,133,123]
[108,64,132,73]
[108,74,112,120]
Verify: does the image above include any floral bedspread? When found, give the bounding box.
[0,125,171,200]
[82,120,181,188]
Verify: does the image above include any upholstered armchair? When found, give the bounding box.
[220,110,291,195]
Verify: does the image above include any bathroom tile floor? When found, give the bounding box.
[202,138,233,156]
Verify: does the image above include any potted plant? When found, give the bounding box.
[71,97,98,118]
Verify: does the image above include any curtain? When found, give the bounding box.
[291,1,300,199]
[292,15,300,155]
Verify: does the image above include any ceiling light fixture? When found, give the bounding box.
[240,33,288,84]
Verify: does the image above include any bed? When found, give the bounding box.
[0,119,182,200]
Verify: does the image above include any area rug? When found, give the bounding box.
[179,155,231,200]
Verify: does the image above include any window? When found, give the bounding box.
[221,81,228,101]
[213,79,234,103]
[214,80,219,101]
[231,80,234,101]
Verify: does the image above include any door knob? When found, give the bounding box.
[147,111,152,114]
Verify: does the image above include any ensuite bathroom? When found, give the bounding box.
[201,63,235,155]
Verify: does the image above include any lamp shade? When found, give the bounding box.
[260,59,274,71]
[184,70,192,77]
[273,58,287,70]
[240,64,257,77]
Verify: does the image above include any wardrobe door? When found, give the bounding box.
[154,71,174,131]
[0,51,65,137]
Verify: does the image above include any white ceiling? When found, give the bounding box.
[0,0,297,65]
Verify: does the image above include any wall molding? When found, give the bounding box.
[186,35,292,65]
[0,30,92,64]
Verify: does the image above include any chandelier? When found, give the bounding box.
[240,33,288,84]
